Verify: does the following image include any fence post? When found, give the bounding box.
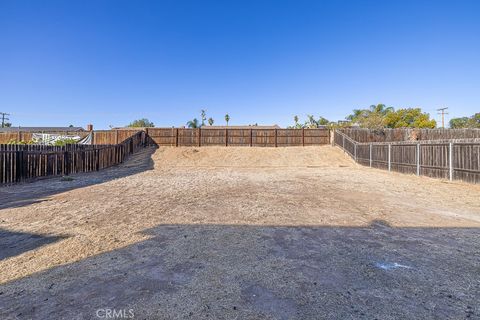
[250,129,253,147]
[198,128,201,147]
[95,149,100,171]
[274,129,278,147]
[388,144,391,172]
[64,151,70,175]
[342,135,345,153]
[416,143,420,176]
[369,144,372,167]
[449,142,453,181]
[302,128,305,147]
[225,129,228,147]
[354,143,357,162]
[175,128,179,147]
[15,150,24,182]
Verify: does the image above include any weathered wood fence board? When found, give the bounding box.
[334,130,480,184]
[0,131,145,185]
[145,128,330,147]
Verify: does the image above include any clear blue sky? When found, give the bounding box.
[1,0,479,129]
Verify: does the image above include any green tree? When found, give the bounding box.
[345,104,437,129]
[370,104,394,115]
[317,116,330,126]
[450,113,480,128]
[469,113,480,128]
[127,118,154,127]
[359,112,386,129]
[293,115,299,127]
[293,115,330,129]
[449,117,470,128]
[208,117,214,126]
[384,108,436,128]
[305,115,317,128]
[346,109,366,122]
[4,122,12,127]
[346,104,393,126]
[345,104,394,129]
[225,114,230,126]
[200,109,207,127]
[187,118,200,128]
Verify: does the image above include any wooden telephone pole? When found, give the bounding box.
[437,107,448,128]
[0,112,10,128]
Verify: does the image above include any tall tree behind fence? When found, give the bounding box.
[334,130,480,184]
[145,128,330,147]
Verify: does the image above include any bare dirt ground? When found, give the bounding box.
[1,146,480,319]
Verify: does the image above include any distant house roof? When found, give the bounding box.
[111,127,151,130]
[202,125,281,129]
[0,127,85,132]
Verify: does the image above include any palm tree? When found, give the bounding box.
[294,115,299,128]
[306,114,317,128]
[208,117,214,126]
[225,114,230,126]
[200,109,207,127]
[317,116,330,126]
[187,118,199,128]
[370,104,394,116]
[346,109,365,122]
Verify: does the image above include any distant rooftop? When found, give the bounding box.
[0,127,86,132]
[201,125,281,129]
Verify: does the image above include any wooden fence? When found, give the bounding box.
[0,129,143,145]
[334,130,480,184]
[0,131,145,185]
[145,128,330,147]
[90,130,144,145]
[340,128,480,143]
[0,128,330,146]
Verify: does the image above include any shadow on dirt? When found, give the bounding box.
[0,147,156,210]
[0,220,478,319]
[0,228,66,260]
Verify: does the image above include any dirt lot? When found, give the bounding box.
[1,146,480,319]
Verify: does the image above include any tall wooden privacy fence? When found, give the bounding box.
[334,130,480,184]
[0,131,145,185]
[145,128,330,147]
[340,128,480,143]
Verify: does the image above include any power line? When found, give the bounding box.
[437,107,448,128]
[0,112,10,128]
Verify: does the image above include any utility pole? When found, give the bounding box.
[437,107,448,128]
[0,112,10,128]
